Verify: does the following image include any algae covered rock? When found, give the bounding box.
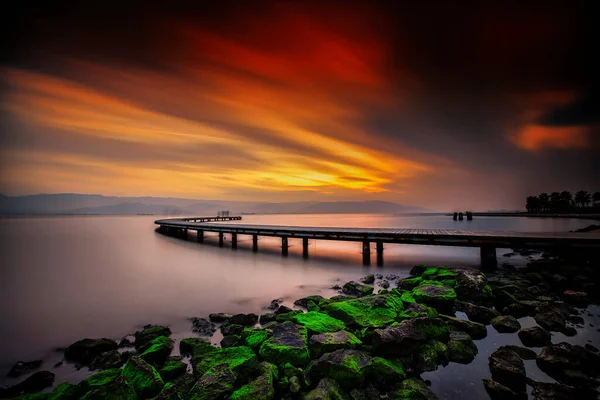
[309,330,362,357]
[180,337,212,355]
[64,338,118,365]
[221,335,241,348]
[309,349,373,390]
[342,281,374,297]
[398,277,423,290]
[411,284,456,310]
[221,321,245,336]
[259,322,310,366]
[139,335,174,366]
[89,350,123,370]
[190,317,217,337]
[367,357,406,388]
[389,378,438,399]
[496,345,536,360]
[159,357,187,381]
[78,368,121,393]
[229,361,279,400]
[490,315,521,333]
[155,373,195,399]
[209,312,233,322]
[193,345,258,380]
[447,331,478,364]
[360,274,375,284]
[295,295,325,309]
[323,294,404,328]
[303,378,350,400]
[373,320,426,356]
[464,303,500,324]
[291,311,346,334]
[134,325,171,350]
[439,315,486,339]
[48,382,82,400]
[241,327,271,349]
[517,326,551,347]
[230,313,259,326]
[0,370,55,398]
[80,376,136,400]
[489,347,526,393]
[122,355,164,399]
[415,340,448,371]
[187,363,236,399]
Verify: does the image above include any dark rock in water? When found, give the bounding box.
[380,280,390,289]
[368,357,406,389]
[309,349,373,390]
[221,321,245,336]
[158,357,187,382]
[294,295,324,308]
[220,335,241,348]
[309,330,362,357]
[64,338,118,365]
[155,373,196,400]
[465,303,500,324]
[389,378,438,399]
[385,274,399,281]
[7,371,56,396]
[497,345,536,360]
[527,378,598,400]
[563,290,588,306]
[567,315,585,325]
[134,325,171,350]
[208,312,233,322]
[80,375,136,400]
[90,350,123,370]
[53,361,63,368]
[265,298,283,310]
[439,315,486,339]
[360,274,375,284]
[415,340,448,371]
[118,335,134,348]
[585,343,599,353]
[6,360,43,378]
[259,313,277,325]
[398,277,424,290]
[304,378,350,400]
[453,268,488,299]
[122,356,164,399]
[491,315,521,333]
[489,347,526,393]
[259,322,310,366]
[373,321,426,356]
[192,345,257,380]
[323,294,404,328]
[561,326,577,336]
[229,361,278,399]
[482,379,525,400]
[179,337,211,355]
[330,284,342,290]
[537,342,600,386]
[447,331,478,364]
[342,281,374,297]
[190,317,217,336]
[139,336,174,366]
[188,362,236,399]
[518,326,551,347]
[230,313,259,326]
[274,305,294,315]
[534,302,568,332]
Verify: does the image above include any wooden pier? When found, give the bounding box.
[155,216,600,268]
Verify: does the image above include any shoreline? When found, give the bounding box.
[445,212,600,221]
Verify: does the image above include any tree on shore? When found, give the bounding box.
[575,190,591,208]
[594,192,600,206]
[526,190,598,213]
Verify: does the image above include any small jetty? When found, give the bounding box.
[154,216,600,268]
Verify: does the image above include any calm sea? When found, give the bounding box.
[1,213,597,397]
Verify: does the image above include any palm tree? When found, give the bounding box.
[559,191,573,211]
[550,192,561,212]
[594,192,600,207]
[538,193,549,212]
[526,196,540,213]
[575,190,591,208]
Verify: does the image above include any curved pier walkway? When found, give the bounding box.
[154,216,600,268]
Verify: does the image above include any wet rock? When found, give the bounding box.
[79,368,122,393]
[323,294,404,328]
[138,335,174,366]
[482,379,524,400]
[489,347,526,393]
[380,280,390,289]
[118,335,134,348]
[229,361,278,399]
[415,340,448,371]
[158,357,187,382]
[259,322,310,366]
[80,375,136,400]
[411,284,457,311]
[230,313,259,326]
[192,345,258,380]
[208,312,233,322]
[309,330,362,357]
[259,313,277,325]
[439,315,486,339]
[398,277,424,290]
[585,344,599,353]
[518,326,551,347]
[241,327,271,349]
[527,378,598,400]
[304,378,350,400]
[330,284,342,290]
[536,342,600,386]
[291,311,346,334]
[453,268,488,299]
[342,281,374,297]
[187,363,236,399]
[274,305,295,316]
[134,325,171,350]
[220,335,241,348]
[289,375,301,393]
[6,360,43,378]
[265,298,283,310]
[309,349,373,390]
[385,274,400,281]
[294,295,325,308]
[389,378,438,400]
[563,290,588,306]
[122,356,164,399]
[567,315,584,325]
[48,381,81,399]
[491,315,521,333]
[497,345,536,360]
[221,321,245,336]
[179,337,210,355]
[534,303,567,332]
[190,317,217,336]
[0,371,55,397]
[447,331,478,364]
[372,321,426,356]
[90,350,123,370]
[64,338,118,365]
[464,303,500,324]
[155,373,195,400]
[360,274,375,284]
[367,357,406,389]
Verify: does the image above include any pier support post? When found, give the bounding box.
[219,232,224,247]
[458,212,464,221]
[182,228,188,239]
[302,237,309,259]
[376,241,384,266]
[480,245,497,270]
[231,233,237,249]
[453,212,458,221]
[282,236,289,256]
[197,230,204,243]
[252,234,258,252]
[362,240,371,266]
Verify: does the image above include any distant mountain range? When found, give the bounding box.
[0,193,427,215]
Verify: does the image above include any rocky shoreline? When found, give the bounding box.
[1,252,599,399]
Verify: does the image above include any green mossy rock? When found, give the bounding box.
[64,338,118,365]
[323,294,404,328]
[48,382,82,400]
[292,312,346,334]
[275,310,304,323]
[259,322,310,367]
[228,362,279,400]
[134,325,171,350]
[308,349,373,390]
[342,281,374,297]
[295,295,325,308]
[411,284,457,310]
[464,303,500,324]
[139,335,174,366]
[180,338,211,355]
[309,330,362,357]
[20,394,49,400]
[398,277,424,290]
[398,303,439,320]
[80,376,136,400]
[221,335,241,348]
[241,328,271,349]
[415,340,448,371]
[303,378,350,400]
[122,355,164,399]
[307,300,320,312]
[490,315,521,333]
[78,368,121,392]
[440,315,487,339]
[409,317,451,342]
[155,374,195,399]
[221,322,245,336]
[159,357,187,381]
[389,378,438,399]
[193,346,258,379]
[368,357,406,388]
[191,340,219,364]
[188,363,236,399]
[447,331,478,364]
[89,350,123,370]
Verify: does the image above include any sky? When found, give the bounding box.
[1,1,597,210]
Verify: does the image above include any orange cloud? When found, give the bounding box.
[512,125,590,150]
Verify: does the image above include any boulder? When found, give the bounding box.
[229,362,278,399]
[534,302,567,332]
[439,315,487,339]
[241,328,271,349]
[138,335,174,366]
[464,303,500,324]
[230,313,259,326]
[490,316,521,333]
[158,357,187,382]
[134,325,171,350]
[489,347,526,393]
[453,268,488,299]
[259,322,310,366]
[78,368,122,393]
[397,277,424,290]
[221,321,245,336]
[342,281,374,297]
[80,376,136,400]
[527,378,598,400]
[49,382,82,399]
[179,337,211,355]
[411,284,457,310]
[303,378,350,400]
[447,331,477,364]
[309,349,373,390]
[291,311,346,334]
[309,330,362,357]
[265,298,283,310]
[190,317,217,336]
[275,306,294,315]
[415,340,448,371]
[187,363,236,399]
[260,313,277,325]
[90,350,123,370]
[122,356,164,399]
[367,357,406,389]
[0,371,55,397]
[360,274,375,284]
[497,345,536,360]
[389,378,438,399]
[6,360,43,378]
[323,294,404,328]
[563,290,588,306]
[221,335,241,348]
[536,342,600,386]
[192,345,258,380]
[518,326,551,347]
[155,374,196,400]
[64,338,118,365]
[294,295,325,308]
[372,322,426,356]
[209,312,233,322]
[482,379,524,400]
